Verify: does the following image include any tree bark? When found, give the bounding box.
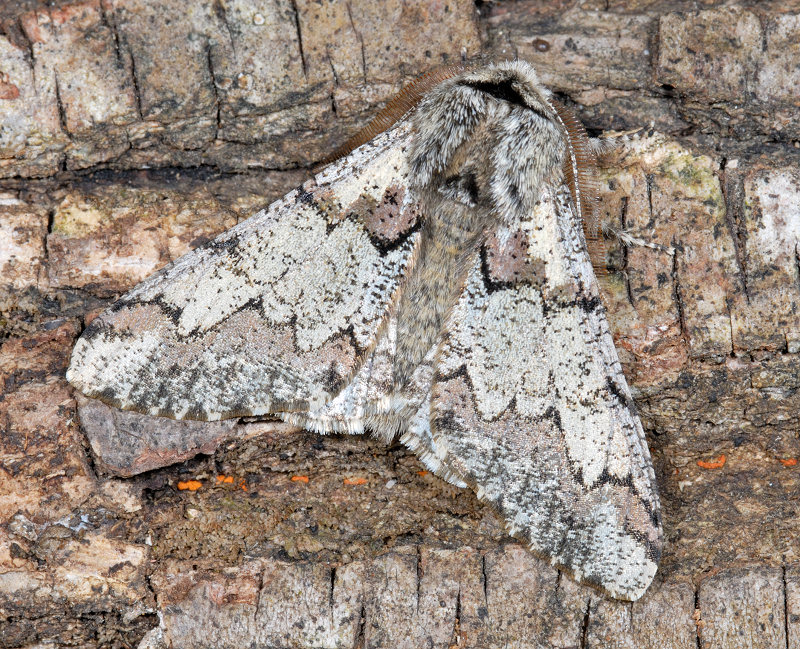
[1,1,800,647]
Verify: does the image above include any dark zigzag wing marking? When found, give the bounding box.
[67,122,423,421]
[424,183,662,601]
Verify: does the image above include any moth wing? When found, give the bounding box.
[277,315,399,435]
[416,184,662,601]
[67,122,422,421]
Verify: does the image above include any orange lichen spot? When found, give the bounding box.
[417,470,430,477]
[697,455,726,470]
[343,477,368,486]
[779,458,798,467]
[291,475,309,483]
[178,480,202,491]
[215,474,247,490]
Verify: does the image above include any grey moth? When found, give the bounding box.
[67,60,662,600]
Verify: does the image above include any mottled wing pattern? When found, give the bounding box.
[278,315,400,435]
[282,313,471,489]
[67,122,421,421]
[395,355,469,489]
[418,184,662,601]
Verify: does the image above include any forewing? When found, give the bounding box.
[426,184,662,601]
[68,122,421,421]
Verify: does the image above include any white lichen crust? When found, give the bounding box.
[67,61,662,601]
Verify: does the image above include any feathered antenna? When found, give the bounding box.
[319,64,467,166]
[548,98,606,274]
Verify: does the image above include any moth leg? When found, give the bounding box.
[589,128,648,158]
[603,224,676,255]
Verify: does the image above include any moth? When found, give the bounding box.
[67,61,662,600]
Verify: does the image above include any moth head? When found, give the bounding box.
[412,63,566,222]
[457,59,559,122]
[411,61,600,240]
[464,62,602,249]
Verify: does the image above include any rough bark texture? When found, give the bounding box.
[1,0,799,647]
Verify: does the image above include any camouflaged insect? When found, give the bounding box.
[67,61,663,600]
